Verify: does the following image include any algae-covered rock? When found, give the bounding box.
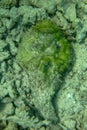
[16,20,74,122]
[0,0,17,8]
[29,0,56,14]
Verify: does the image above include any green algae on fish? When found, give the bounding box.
[16,19,74,121]
[17,20,73,78]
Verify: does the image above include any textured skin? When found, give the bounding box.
[16,20,73,122]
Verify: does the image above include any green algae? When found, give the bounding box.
[16,19,74,121]
[17,20,73,78]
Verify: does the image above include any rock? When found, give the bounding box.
[65,3,76,21]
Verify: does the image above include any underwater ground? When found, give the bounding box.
[0,0,87,130]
